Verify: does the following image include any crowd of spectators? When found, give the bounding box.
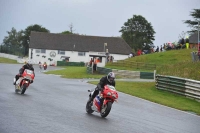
[128,37,192,58]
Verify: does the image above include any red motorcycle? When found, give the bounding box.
[43,64,47,70]
[15,69,35,94]
[86,85,118,118]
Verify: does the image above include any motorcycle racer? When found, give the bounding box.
[89,72,116,102]
[13,60,35,85]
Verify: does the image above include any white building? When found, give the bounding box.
[29,32,132,66]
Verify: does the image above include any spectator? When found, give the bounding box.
[160,45,163,52]
[129,53,133,58]
[131,52,135,57]
[107,56,110,62]
[89,58,93,67]
[137,49,142,55]
[155,46,159,52]
[110,56,114,62]
[181,38,185,49]
[93,57,97,71]
[185,36,189,49]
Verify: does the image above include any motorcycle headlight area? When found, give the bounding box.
[107,92,111,96]
[24,76,32,81]
[107,92,117,99]
[112,94,117,99]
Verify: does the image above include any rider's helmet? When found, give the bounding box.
[107,72,115,83]
[27,60,33,68]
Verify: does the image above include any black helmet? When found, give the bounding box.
[107,72,115,83]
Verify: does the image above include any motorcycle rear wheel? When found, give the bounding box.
[100,102,112,118]
[21,84,27,94]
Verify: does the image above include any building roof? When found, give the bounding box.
[29,31,132,55]
[189,32,200,43]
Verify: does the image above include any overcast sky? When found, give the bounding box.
[0,0,199,47]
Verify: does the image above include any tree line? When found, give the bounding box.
[1,9,199,56]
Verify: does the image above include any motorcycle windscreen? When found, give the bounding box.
[105,85,116,90]
[23,69,34,80]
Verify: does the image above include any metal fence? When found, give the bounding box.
[0,45,25,56]
[156,75,200,101]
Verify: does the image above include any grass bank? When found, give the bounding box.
[106,49,200,80]
[45,66,104,79]
[0,57,17,64]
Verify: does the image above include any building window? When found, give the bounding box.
[78,52,85,56]
[58,50,65,55]
[35,49,40,53]
[41,49,46,53]
[35,49,46,53]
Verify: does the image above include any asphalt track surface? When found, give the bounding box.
[0,63,200,133]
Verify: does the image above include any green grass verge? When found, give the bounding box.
[45,66,105,79]
[88,81,200,115]
[106,49,200,80]
[0,57,18,64]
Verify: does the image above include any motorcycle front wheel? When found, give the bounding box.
[21,84,27,94]
[100,102,112,118]
[86,99,94,114]
[15,85,19,93]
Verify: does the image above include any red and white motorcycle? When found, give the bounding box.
[43,64,47,70]
[86,85,118,118]
[15,69,35,94]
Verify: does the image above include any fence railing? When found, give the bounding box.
[156,75,200,101]
[0,45,25,56]
[108,60,156,70]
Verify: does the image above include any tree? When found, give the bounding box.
[184,9,200,34]
[61,30,73,34]
[119,15,156,51]
[2,27,24,54]
[22,24,50,55]
[2,27,23,47]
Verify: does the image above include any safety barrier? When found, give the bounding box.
[86,66,155,80]
[96,67,112,74]
[86,67,93,74]
[57,61,85,66]
[108,60,156,70]
[156,75,200,101]
[191,51,199,62]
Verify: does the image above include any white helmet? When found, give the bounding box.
[27,60,33,67]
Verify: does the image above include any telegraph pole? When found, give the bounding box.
[198,21,199,51]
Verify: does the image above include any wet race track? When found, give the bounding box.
[0,63,200,133]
